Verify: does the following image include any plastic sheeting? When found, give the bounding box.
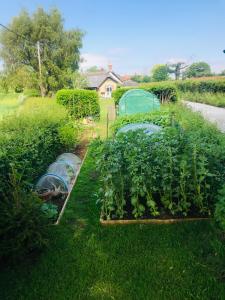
[35,153,81,200]
[117,123,162,136]
[118,89,160,116]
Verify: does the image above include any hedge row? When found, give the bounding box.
[56,89,100,119]
[113,83,178,105]
[176,78,225,93]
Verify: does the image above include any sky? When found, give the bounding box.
[1,0,225,74]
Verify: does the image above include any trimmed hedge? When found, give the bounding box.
[56,89,100,119]
[112,83,178,105]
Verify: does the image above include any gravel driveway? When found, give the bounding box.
[184,101,225,133]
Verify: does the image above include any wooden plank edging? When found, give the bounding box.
[55,150,88,225]
[100,217,211,226]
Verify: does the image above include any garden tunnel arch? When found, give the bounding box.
[118,89,160,116]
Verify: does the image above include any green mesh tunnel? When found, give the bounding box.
[118,89,160,116]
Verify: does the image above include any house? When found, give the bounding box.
[85,65,123,98]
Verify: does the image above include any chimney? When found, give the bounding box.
[108,64,113,71]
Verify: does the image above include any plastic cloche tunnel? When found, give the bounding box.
[35,153,82,200]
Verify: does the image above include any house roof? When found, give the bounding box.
[85,71,122,88]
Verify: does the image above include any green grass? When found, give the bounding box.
[1,100,225,299]
[180,92,225,107]
[0,93,21,118]
[95,98,115,138]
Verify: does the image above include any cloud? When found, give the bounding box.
[80,53,109,70]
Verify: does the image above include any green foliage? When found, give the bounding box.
[0,8,83,95]
[131,74,151,83]
[111,110,171,133]
[93,105,225,220]
[113,82,178,105]
[215,186,225,230]
[176,78,225,93]
[24,88,40,97]
[151,64,169,82]
[70,71,88,89]
[184,62,211,78]
[180,92,225,107]
[0,98,80,199]
[56,89,100,119]
[0,169,49,260]
[58,121,82,149]
[41,203,58,221]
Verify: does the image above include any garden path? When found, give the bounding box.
[184,101,225,132]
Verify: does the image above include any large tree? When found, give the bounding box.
[167,61,188,80]
[184,62,211,78]
[0,8,83,96]
[151,64,169,82]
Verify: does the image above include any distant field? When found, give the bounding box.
[0,93,23,118]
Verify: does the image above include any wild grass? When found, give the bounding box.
[0,93,21,118]
[180,92,225,107]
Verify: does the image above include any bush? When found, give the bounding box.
[112,83,178,105]
[56,89,100,119]
[0,170,49,260]
[93,104,225,220]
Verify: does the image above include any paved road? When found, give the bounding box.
[184,101,225,133]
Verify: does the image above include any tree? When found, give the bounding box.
[86,66,105,72]
[131,74,151,83]
[167,61,188,80]
[0,8,83,96]
[71,71,88,89]
[151,64,169,82]
[184,62,211,78]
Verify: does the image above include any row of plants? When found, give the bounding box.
[56,89,100,119]
[113,82,178,105]
[0,98,80,260]
[92,104,225,223]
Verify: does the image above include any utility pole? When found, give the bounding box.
[37,41,44,97]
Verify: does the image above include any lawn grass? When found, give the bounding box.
[0,100,225,299]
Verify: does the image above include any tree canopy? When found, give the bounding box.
[151,64,169,82]
[0,8,83,95]
[184,62,211,78]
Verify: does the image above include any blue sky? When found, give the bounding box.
[1,0,225,74]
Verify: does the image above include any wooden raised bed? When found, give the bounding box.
[100,217,210,226]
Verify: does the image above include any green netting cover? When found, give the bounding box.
[118,89,160,116]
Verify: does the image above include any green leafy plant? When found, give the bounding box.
[92,105,225,220]
[215,186,225,230]
[0,168,50,260]
[41,203,58,221]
